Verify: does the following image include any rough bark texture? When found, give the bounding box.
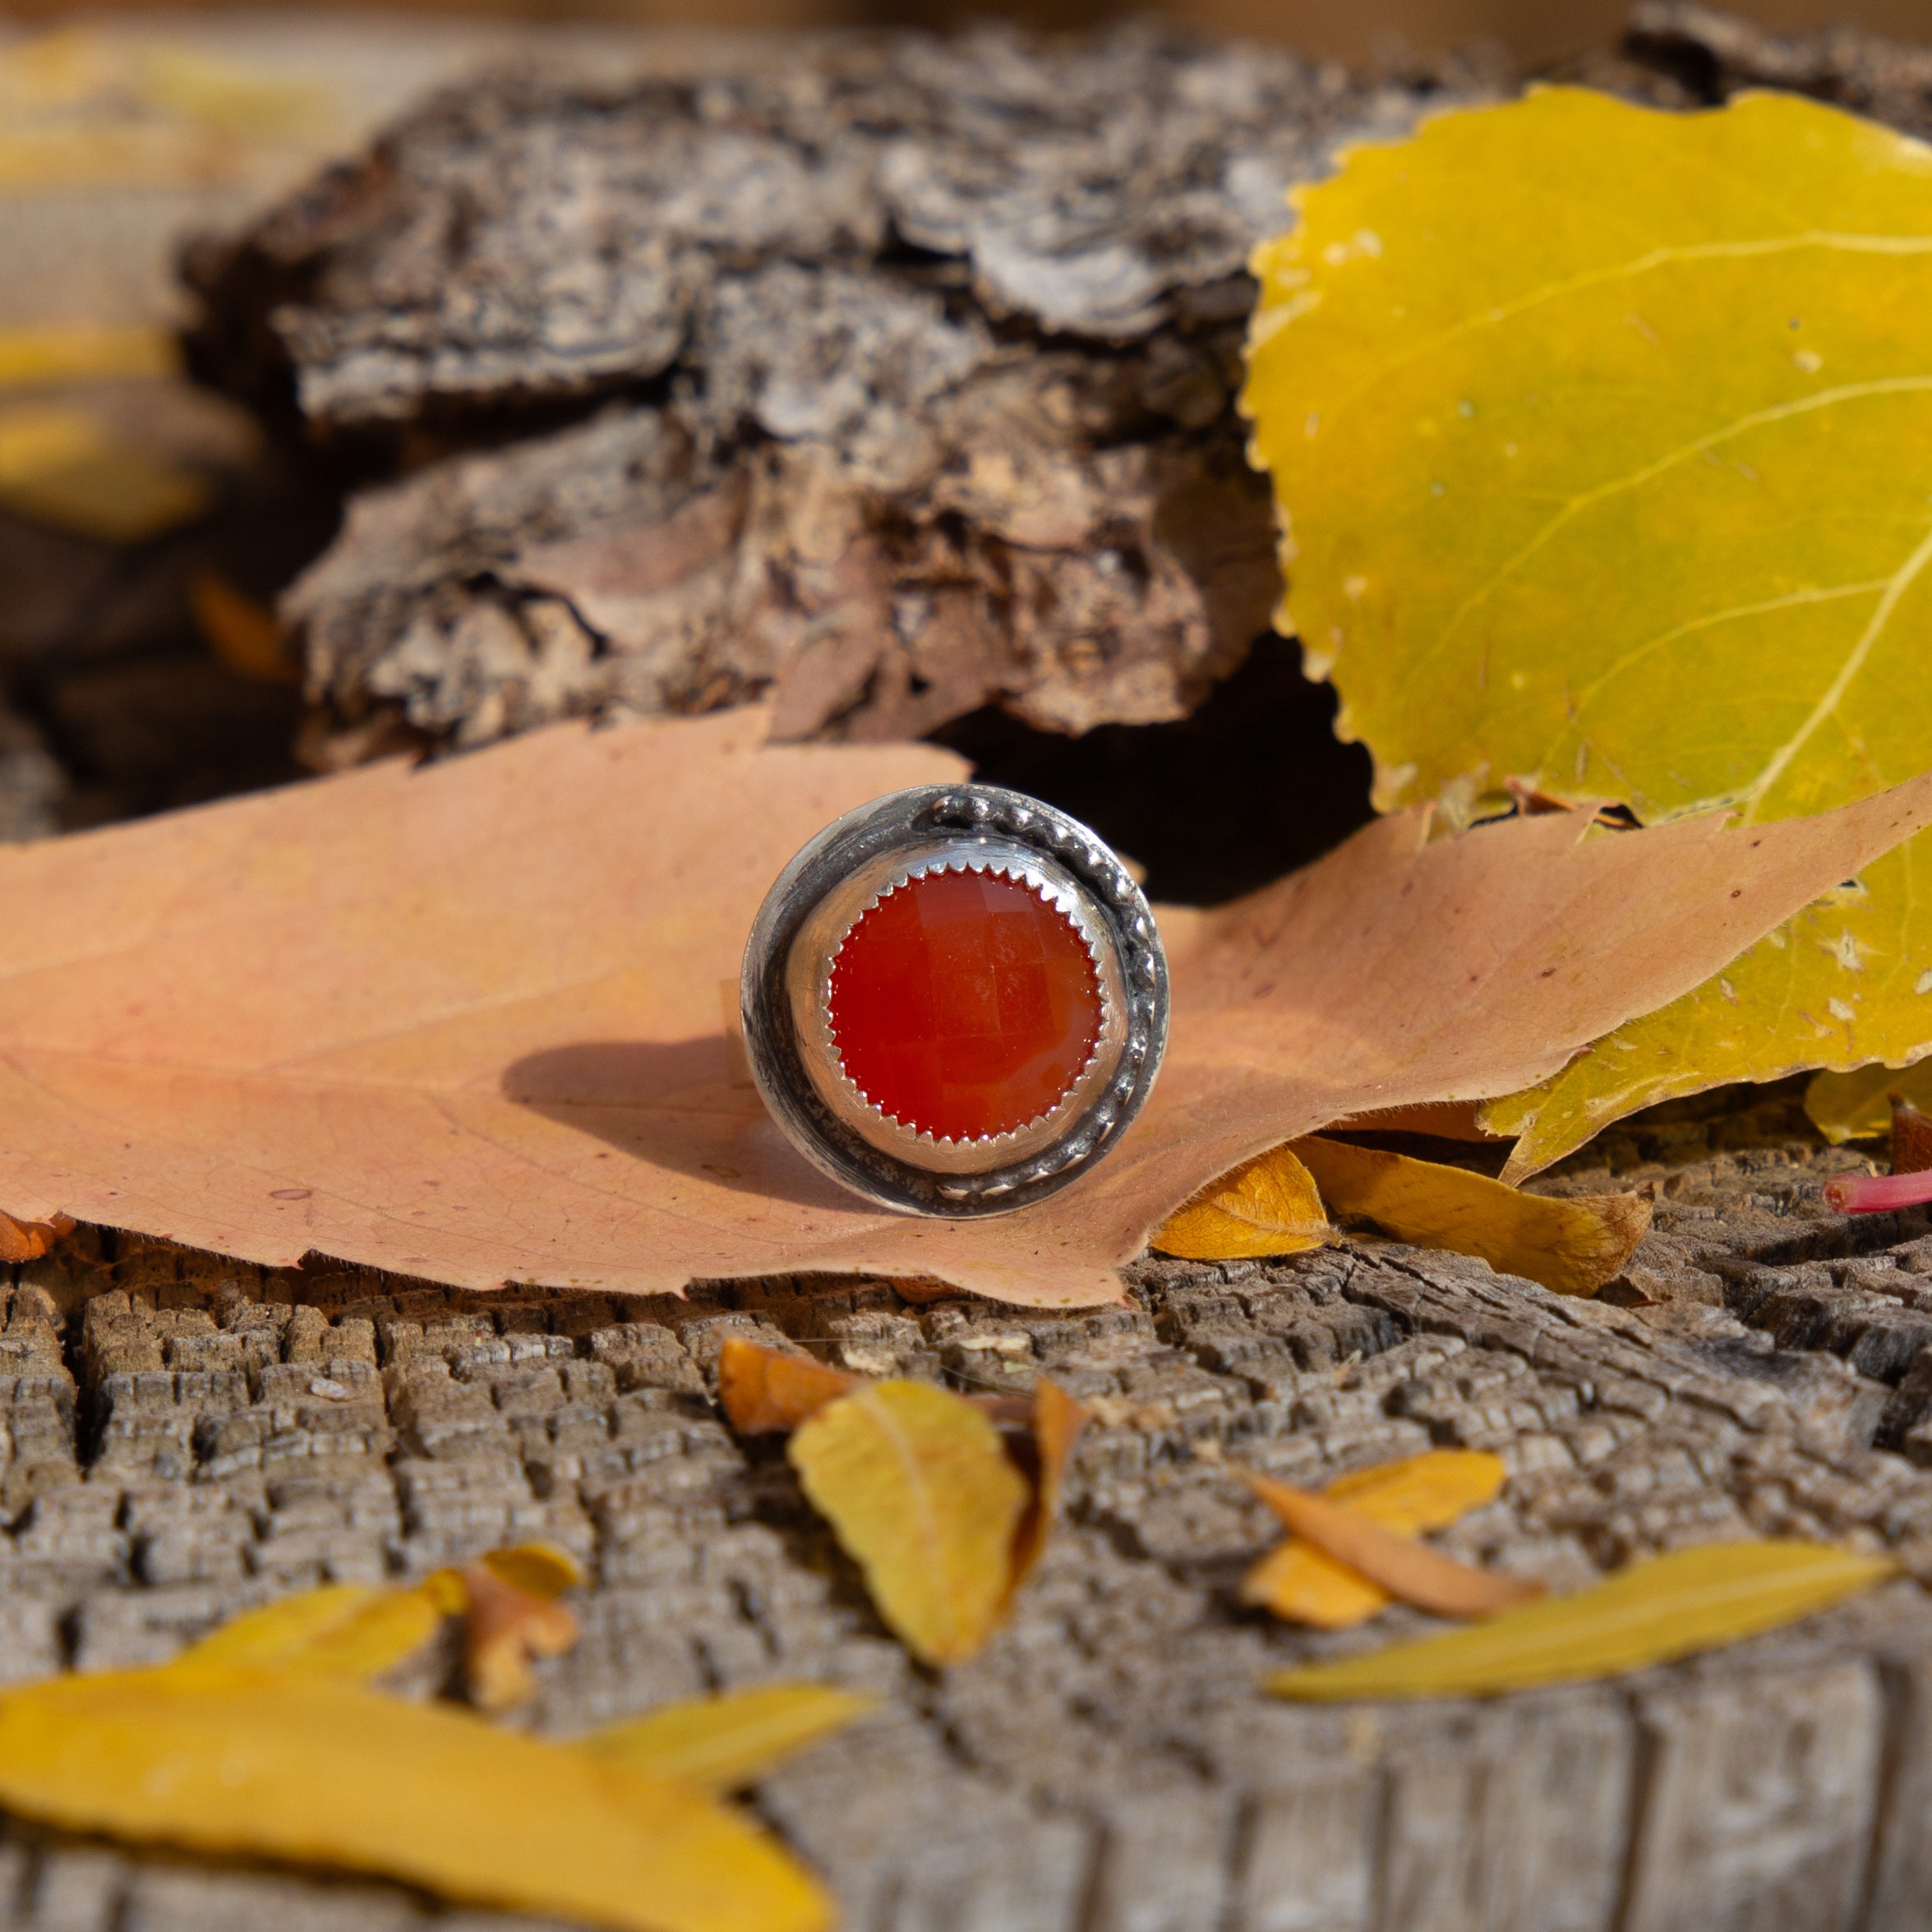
[186,28,1506,765]
[0,1095,1928,1929]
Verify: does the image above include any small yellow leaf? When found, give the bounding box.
[1267,1541,1895,1701]
[1007,1376,1088,1596]
[789,1380,1030,1667]
[1290,1136,1648,1297]
[478,1541,585,1600]
[178,1580,444,1683]
[1806,1059,1932,1144]
[0,325,179,389]
[460,1561,579,1713]
[0,1666,830,1932]
[191,570,294,683]
[1152,1143,1330,1260]
[579,1684,877,1793]
[1239,1466,1541,1620]
[718,1335,858,1435]
[1242,1449,1506,1629]
[0,405,210,542]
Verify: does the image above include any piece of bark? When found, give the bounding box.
[187,27,1505,763]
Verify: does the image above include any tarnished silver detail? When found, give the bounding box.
[740,783,1169,1218]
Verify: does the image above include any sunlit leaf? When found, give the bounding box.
[579,1685,877,1794]
[1289,1136,1648,1296]
[178,1579,445,1682]
[718,1335,859,1435]
[0,404,210,542]
[1239,1466,1541,1619]
[1244,88,1932,1174]
[459,1561,579,1713]
[1242,1449,1505,1629]
[1151,1141,1330,1260]
[789,1380,1029,1667]
[1267,1541,1894,1701]
[0,1665,830,1932]
[0,324,178,389]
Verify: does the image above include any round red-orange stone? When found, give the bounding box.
[828,867,1104,1141]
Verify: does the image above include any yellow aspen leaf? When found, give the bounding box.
[1807,1059,1932,1144]
[0,1209,71,1264]
[1243,88,1932,1176]
[1243,1449,1506,1629]
[717,1335,858,1435]
[190,570,295,683]
[0,405,210,543]
[0,325,179,389]
[1267,1540,1896,1702]
[579,1684,878,1794]
[1289,1136,1648,1298]
[1239,1467,1542,1620]
[459,1561,579,1713]
[788,1380,1030,1667]
[1151,1142,1330,1261]
[178,1579,445,1682]
[0,1665,830,1932]
[1007,1376,1088,1595]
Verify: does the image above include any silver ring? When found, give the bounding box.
[740,784,1169,1217]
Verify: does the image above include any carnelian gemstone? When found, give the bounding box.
[828,867,1103,1141]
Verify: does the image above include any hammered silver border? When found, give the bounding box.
[740,783,1169,1218]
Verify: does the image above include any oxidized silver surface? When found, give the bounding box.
[740,784,1169,1217]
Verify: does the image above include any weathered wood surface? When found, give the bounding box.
[0,1095,1928,1929]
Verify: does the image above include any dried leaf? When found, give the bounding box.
[0,710,1925,1308]
[718,1335,859,1435]
[789,1380,1030,1666]
[0,1665,830,1932]
[1266,1541,1895,1701]
[1242,1449,1506,1629]
[177,1582,443,1682]
[1240,1467,1541,1620]
[1151,1141,1330,1260]
[1809,1061,1932,1145]
[1007,1376,1088,1594]
[191,569,294,683]
[1289,1137,1649,1297]
[0,404,209,542]
[1244,89,1932,1176]
[0,324,178,389]
[579,1684,877,1793]
[477,1541,584,1599]
[0,1208,71,1263]
[460,1561,580,1713]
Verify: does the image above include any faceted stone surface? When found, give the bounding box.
[828,867,1102,1141]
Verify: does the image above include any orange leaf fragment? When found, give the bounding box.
[191,569,295,684]
[1241,1450,1506,1628]
[1152,1141,1329,1261]
[458,1561,581,1713]
[0,1210,71,1264]
[717,1335,859,1435]
[1239,1466,1542,1621]
[1007,1376,1089,1596]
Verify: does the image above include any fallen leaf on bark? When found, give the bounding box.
[789,1380,1030,1667]
[718,1335,860,1434]
[579,1685,877,1793]
[0,1664,830,1932]
[1239,1467,1541,1620]
[459,1559,581,1713]
[1006,1376,1089,1596]
[1810,1062,1932,1149]
[1289,1137,1649,1297]
[1242,1450,1506,1629]
[0,1209,71,1264]
[1246,88,1932,1176]
[1151,1141,1330,1260]
[0,708,1927,1307]
[1266,1541,1894,1701]
[178,1579,445,1681]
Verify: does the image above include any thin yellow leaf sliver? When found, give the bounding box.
[1006,1376,1089,1598]
[1267,1541,1897,1701]
[788,1380,1029,1667]
[579,1684,878,1793]
[177,1581,444,1682]
[0,1666,831,1932]
[1241,1467,1541,1620]
[1243,1450,1507,1629]
[0,404,210,543]
[1152,1143,1330,1261]
[1290,1136,1648,1297]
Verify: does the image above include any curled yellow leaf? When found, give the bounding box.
[1268,1541,1895,1701]
[1151,1143,1330,1261]
[789,1380,1029,1667]
[718,1335,858,1435]
[1242,1449,1506,1629]
[1290,1136,1648,1297]
[1240,1466,1541,1621]
[460,1561,580,1713]
[477,1540,585,1600]
[1006,1376,1088,1597]
[0,1666,830,1932]
[579,1684,877,1793]
[178,1580,444,1683]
